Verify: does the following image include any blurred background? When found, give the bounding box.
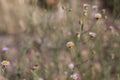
[0,0,120,80]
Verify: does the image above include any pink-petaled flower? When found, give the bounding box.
[38,77,44,80]
[2,47,10,52]
[64,71,68,75]
[32,64,39,70]
[108,26,113,30]
[68,63,74,69]
[66,41,75,48]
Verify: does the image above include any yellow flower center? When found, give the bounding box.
[72,75,77,79]
[66,41,74,48]
[89,32,96,38]
[35,66,39,70]
[1,61,9,66]
[95,14,102,19]
[67,42,74,48]
[91,34,95,37]
[33,65,39,70]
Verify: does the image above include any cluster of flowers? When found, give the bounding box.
[64,3,108,80]
[0,46,45,80]
[1,47,10,66]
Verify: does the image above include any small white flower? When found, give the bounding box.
[70,73,79,80]
[38,77,44,80]
[94,13,102,19]
[1,60,10,66]
[2,47,9,52]
[83,4,89,7]
[108,26,113,30]
[92,5,98,10]
[89,32,96,38]
[83,4,89,10]
[66,41,74,48]
[68,63,74,69]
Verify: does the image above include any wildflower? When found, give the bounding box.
[2,47,9,52]
[1,60,10,66]
[92,5,98,11]
[32,64,39,70]
[88,32,96,38]
[76,32,80,39]
[108,26,113,30]
[70,73,79,80]
[68,63,74,69]
[94,13,102,20]
[38,77,44,80]
[83,4,89,10]
[64,71,68,75]
[66,41,74,48]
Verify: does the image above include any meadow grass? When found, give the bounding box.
[0,0,120,80]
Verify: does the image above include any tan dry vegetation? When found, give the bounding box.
[0,0,120,80]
